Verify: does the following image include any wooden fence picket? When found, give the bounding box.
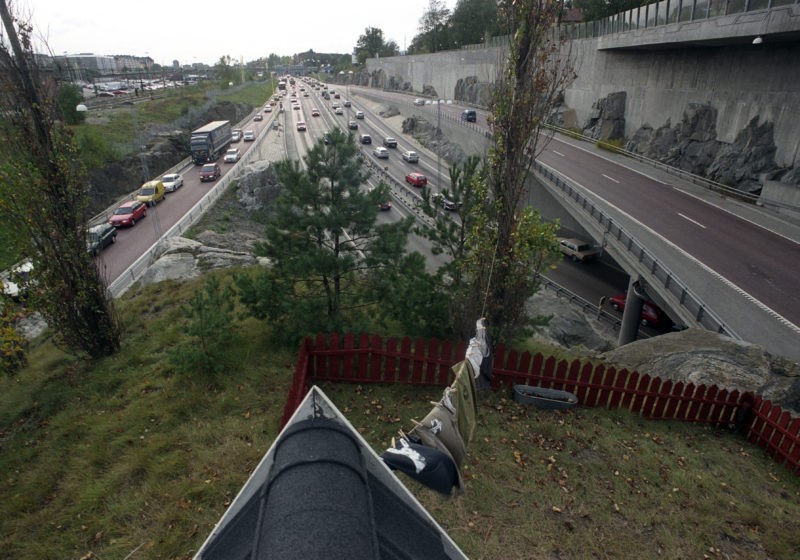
[281,333,799,476]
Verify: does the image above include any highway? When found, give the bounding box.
[96,80,800,359]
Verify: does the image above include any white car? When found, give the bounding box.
[161,173,183,192]
[223,148,240,163]
[334,107,343,115]
[355,111,365,119]
[401,150,419,163]
[373,147,389,159]
[243,130,255,142]
[413,98,425,106]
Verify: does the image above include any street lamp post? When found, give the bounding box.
[436,99,442,192]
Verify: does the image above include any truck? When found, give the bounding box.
[190,120,232,164]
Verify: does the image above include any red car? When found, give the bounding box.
[405,172,428,187]
[200,163,221,182]
[108,200,147,227]
[608,292,670,327]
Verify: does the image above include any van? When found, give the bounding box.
[461,109,477,123]
[136,180,166,206]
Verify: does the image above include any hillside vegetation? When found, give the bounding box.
[1,272,798,559]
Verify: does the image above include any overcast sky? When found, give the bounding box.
[18,0,456,67]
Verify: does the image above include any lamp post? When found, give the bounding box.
[436,99,443,192]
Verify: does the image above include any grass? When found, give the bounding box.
[1,270,798,559]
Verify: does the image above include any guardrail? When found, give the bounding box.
[532,159,739,339]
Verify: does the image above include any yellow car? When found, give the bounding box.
[136,180,166,206]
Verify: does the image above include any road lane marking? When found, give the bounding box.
[678,213,706,229]
[602,174,620,183]
[552,150,565,157]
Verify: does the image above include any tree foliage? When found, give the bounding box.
[0,1,121,358]
[411,0,453,53]
[237,128,420,342]
[56,83,85,125]
[450,0,502,47]
[457,0,576,344]
[354,27,400,65]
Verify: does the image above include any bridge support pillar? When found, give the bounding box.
[618,277,646,346]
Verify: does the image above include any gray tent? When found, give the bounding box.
[193,385,469,560]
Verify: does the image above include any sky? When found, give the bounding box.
[19,0,456,67]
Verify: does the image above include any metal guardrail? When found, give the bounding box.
[532,160,739,339]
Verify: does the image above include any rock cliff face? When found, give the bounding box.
[401,115,466,165]
[453,76,493,107]
[625,102,787,193]
[582,91,626,141]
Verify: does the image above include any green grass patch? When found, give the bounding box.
[1,270,798,559]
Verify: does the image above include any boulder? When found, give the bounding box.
[583,91,626,140]
[708,116,778,192]
[527,290,616,353]
[600,329,800,413]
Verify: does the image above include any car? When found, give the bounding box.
[413,98,425,106]
[96,91,115,97]
[199,163,221,182]
[334,93,340,99]
[231,129,242,142]
[311,108,320,117]
[383,137,397,148]
[373,146,389,159]
[303,92,309,97]
[433,193,458,211]
[296,121,307,131]
[402,150,419,163]
[355,111,365,119]
[136,180,166,206]
[359,134,372,145]
[461,109,477,122]
[323,132,331,144]
[243,130,255,142]
[109,200,147,227]
[378,201,392,211]
[405,172,428,187]
[223,148,241,163]
[87,223,117,255]
[272,120,280,130]
[161,173,184,192]
[348,120,358,130]
[334,107,343,115]
[292,104,300,110]
[264,105,272,112]
[558,237,602,262]
[254,113,263,121]
[608,293,670,328]
[332,102,340,109]
[343,100,351,107]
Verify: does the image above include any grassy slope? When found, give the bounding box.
[1,272,798,560]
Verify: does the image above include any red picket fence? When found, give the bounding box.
[281,333,800,476]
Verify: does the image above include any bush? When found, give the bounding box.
[596,138,625,153]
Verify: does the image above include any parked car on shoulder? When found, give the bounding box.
[87,223,117,255]
[223,148,241,163]
[402,150,419,163]
[109,200,147,227]
[405,172,427,187]
[558,237,602,262]
[161,173,183,193]
[608,292,671,328]
[136,180,166,206]
[199,162,221,182]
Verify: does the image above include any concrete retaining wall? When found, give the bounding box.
[366,35,800,168]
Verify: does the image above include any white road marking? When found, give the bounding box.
[552,150,565,157]
[678,213,706,229]
[602,174,620,183]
